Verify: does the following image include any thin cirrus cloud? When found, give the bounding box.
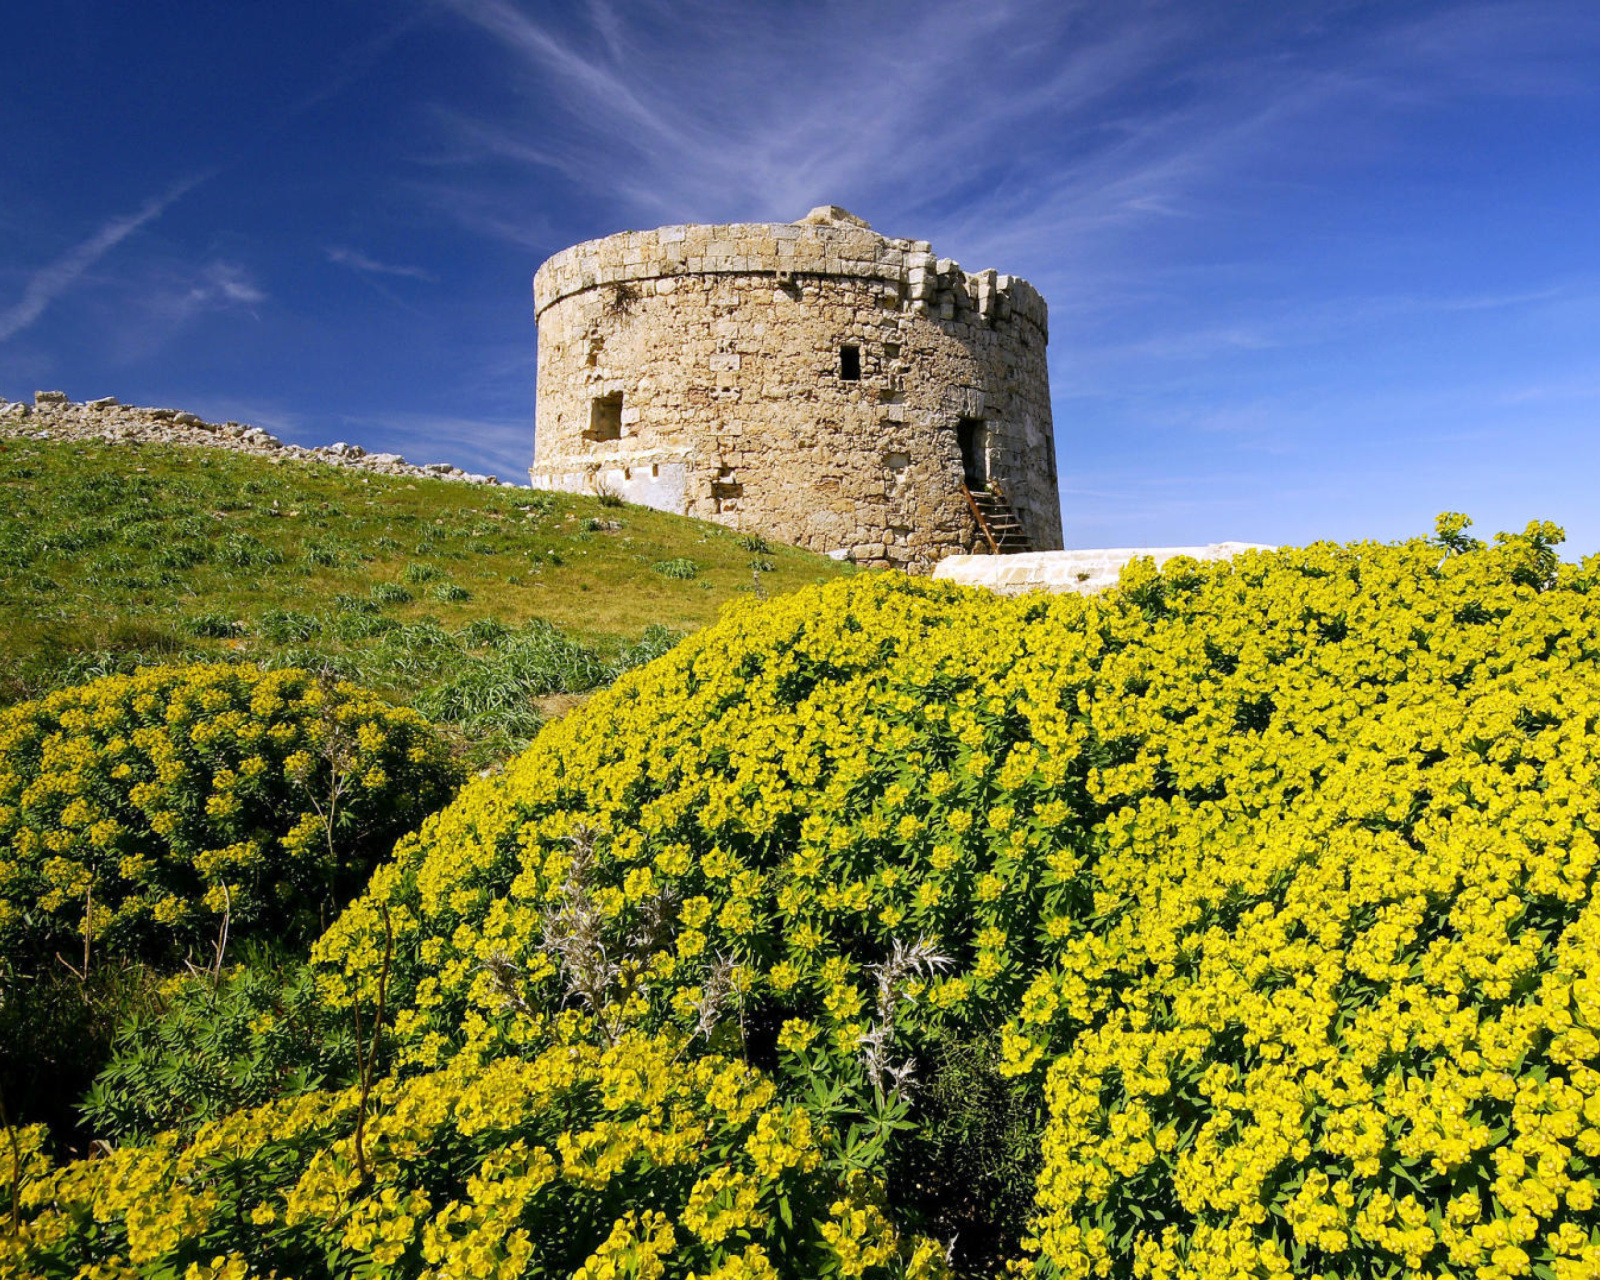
[325,246,438,281]
[186,260,266,308]
[431,0,1184,229]
[0,175,204,343]
[98,259,270,365]
[429,1,1598,282]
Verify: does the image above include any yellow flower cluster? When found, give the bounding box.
[0,663,459,963]
[312,570,1062,1066]
[307,516,1600,1278]
[1022,522,1600,1280]
[7,1028,940,1280]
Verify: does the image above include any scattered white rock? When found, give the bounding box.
[0,393,518,488]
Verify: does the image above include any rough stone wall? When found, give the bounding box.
[531,207,1061,571]
[0,391,515,487]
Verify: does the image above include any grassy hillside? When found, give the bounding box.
[0,436,851,754]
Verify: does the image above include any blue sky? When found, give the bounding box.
[4,1,1598,552]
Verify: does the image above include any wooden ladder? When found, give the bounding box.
[962,480,1034,554]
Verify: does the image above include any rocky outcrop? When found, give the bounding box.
[0,391,514,487]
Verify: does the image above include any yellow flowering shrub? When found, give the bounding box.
[302,515,1600,1278]
[0,663,460,963]
[1020,520,1600,1279]
[12,515,1599,1278]
[7,1028,941,1280]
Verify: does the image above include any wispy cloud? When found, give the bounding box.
[326,246,438,281]
[95,259,269,365]
[0,176,202,342]
[193,260,266,306]
[334,409,532,478]
[430,0,1180,232]
[284,13,429,120]
[1064,282,1581,377]
[144,260,267,326]
[424,0,1600,305]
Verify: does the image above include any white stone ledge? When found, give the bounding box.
[932,544,1276,595]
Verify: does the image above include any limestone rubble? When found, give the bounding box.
[0,392,514,487]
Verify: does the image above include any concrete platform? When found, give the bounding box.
[931,543,1275,595]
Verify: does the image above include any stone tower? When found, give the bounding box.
[530,205,1061,570]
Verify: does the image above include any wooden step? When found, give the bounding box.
[961,481,1034,555]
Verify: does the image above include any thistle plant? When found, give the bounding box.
[859,937,952,1097]
[537,825,625,1043]
[689,954,741,1044]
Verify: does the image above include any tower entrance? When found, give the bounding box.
[957,417,988,489]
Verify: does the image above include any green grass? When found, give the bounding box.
[0,437,852,757]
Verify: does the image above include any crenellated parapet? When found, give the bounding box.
[534,211,1048,340]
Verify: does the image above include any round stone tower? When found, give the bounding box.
[531,205,1061,570]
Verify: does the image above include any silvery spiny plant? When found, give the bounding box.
[859,937,952,1096]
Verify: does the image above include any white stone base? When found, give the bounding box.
[530,453,692,514]
[932,543,1275,595]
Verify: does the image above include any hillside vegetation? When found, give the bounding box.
[10,516,1600,1280]
[0,436,850,753]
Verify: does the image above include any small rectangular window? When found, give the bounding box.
[587,392,623,441]
[839,344,861,381]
